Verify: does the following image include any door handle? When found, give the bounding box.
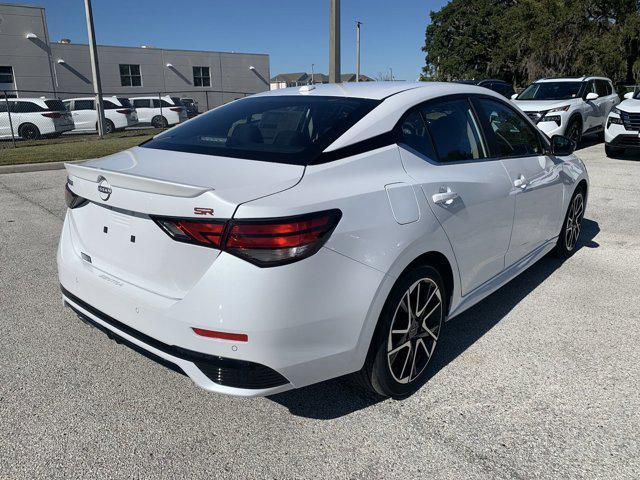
[514,174,527,189]
[432,189,459,205]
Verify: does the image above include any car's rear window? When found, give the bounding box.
[44,100,66,111]
[141,96,380,165]
[117,97,133,108]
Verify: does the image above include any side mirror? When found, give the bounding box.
[585,92,599,101]
[624,92,634,100]
[550,135,576,156]
[510,93,518,100]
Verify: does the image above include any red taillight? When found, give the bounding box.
[42,112,62,118]
[154,218,225,248]
[170,107,183,112]
[192,327,248,342]
[116,108,132,114]
[151,210,341,267]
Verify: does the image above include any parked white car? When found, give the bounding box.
[604,90,640,157]
[129,95,187,128]
[63,96,138,134]
[0,97,73,139]
[513,76,619,144]
[59,82,588,398]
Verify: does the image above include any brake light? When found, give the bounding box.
[42,112,62,118]
[154,218,225,248]
[151,210,341,267]
[116,109,132,114]
[192,327,248,342]
[170,107,183,112]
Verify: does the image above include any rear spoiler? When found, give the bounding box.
[64,163,211,198]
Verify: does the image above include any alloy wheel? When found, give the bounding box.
[387,278,443,384]
[565,193,584,251]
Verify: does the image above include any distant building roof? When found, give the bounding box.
[271,72,374,84]
[270,72,309,83]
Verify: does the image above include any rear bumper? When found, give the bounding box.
[57,212,386,395]
[62,286,291,395]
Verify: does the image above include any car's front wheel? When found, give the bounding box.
[555,188,585,258]
[358,265,446,398]
[565,118,582,146]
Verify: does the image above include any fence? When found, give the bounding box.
[0,88,254,149]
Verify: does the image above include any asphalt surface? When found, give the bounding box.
[1,142,639,479]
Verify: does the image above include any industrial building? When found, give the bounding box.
[0,3,270,110]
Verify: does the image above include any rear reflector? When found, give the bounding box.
[192,327,248,342]
[151,209,341,267]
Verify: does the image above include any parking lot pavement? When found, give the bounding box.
[1,142,638,479]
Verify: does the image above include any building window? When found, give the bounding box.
[193,66,210,87]
[0,66,14,84]
[119,64,142,87]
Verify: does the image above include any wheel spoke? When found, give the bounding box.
[398,342,412,381]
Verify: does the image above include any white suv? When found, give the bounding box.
[604,89,640,157]
[130,96,187,128]
[64,96,138,134]
[513,77,620,144]
[0,97,73,140]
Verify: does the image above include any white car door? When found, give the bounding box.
[398,97,515,296]
[71,99,97,130]
[471,97,564,266]
[133,99,152,123]
[582,80,602,131]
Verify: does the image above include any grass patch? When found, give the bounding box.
[0,128,163,166]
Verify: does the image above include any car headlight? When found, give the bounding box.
[611,107,622,116]
[607,115,624,128]
[547,105,570,113]
[541,115,561,126]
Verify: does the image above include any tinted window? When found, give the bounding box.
[117,97,132,108]
[74,100,94,110]
[44,100,66,111]
[103,100,118,110]
[518,82,583,100]
[142,96,380,165]
[0,103,6,113]
[133,99,150,108]
[473,98,542,157]
[14,101,43,113]
[421,98,487,162]
[151,99,172,108]
[0,66,14,84]
[595,80,609,97]
[399,110,436,159]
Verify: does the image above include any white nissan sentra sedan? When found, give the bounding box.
[58,82,588,398]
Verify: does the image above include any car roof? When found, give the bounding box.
[536,76,611,83]
[65,96,120,101]
[254,81,429,100]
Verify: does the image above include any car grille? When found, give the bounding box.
[620,111,640,131]
[610,134,640,148]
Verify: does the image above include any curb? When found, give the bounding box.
[0,160,82,175]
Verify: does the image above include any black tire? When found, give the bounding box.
[565,118,582,146]
[357,265,447,398]
[605,144,624,158]
[100,119,115,135]
[151,115,168,128]
[555,187,586,258]
[18,123,41,140]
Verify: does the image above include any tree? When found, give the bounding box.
[422,0,640,86]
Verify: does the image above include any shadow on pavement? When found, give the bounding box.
[269,219,600,419]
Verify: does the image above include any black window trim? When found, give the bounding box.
[394,93,551,165]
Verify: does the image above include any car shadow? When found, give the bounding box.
[268,219,600,419]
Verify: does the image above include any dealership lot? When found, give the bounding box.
[0,143,638,479]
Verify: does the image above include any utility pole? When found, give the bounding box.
[329,0,341,83]
[84,0,105,137]
[311,63,315,84]
[356,21,362,82]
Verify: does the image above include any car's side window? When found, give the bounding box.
[472,98,542,157]
[420,98,487,162]
[398,110,436,159]
[595,80,609,97]
[133,99,149,109]
[74,100,94,111]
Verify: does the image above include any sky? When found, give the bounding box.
[11,0,448,81]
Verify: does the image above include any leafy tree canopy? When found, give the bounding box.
[422,0,640,86]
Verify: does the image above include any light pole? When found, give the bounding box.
[311,63,315,84]
[84,0,105,137]
[329,0,341,83]
[356,21,362,82]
